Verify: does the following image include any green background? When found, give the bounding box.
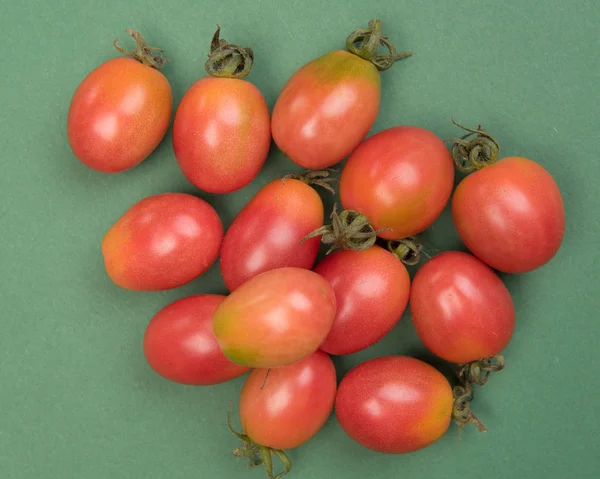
[1,0,598,477]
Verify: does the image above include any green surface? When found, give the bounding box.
[1,0,598,478]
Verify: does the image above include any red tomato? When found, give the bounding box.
[272,19,410,169]
[410,251,515,364]
[340,126,455,240]
[453,156,565,273]
[314,246,410,355]
[68,31,172,173]
[102,193,223,291]
[143,295,249,385]
[220,178,324,291]
[336,356,453,454]
[212,267,336,368]
[239,351,337,450]
[173,78,270,193]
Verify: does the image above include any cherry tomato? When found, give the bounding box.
[173,27,270,193]
[314,246,410,355]
[220,177,324,291]
[272,19,410,169]
[453,156,565,273]
[410,251,515,364]
[212,267,336,368]
[143,295,249,385]
[336,356,453,454]
[102,193,223,291]
[239,351,337,450]
[68,31,172,173]
[340,126,454,240]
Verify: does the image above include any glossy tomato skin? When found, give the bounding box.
[336,356,453,454]
[68,57,172,173]
[240,351,336,450]
[410,251,515,364]
[315,246,410,355]
[220,178,323,291]
[272,50,380,169]
[212,267,336,368]
[340,126,455,240]
[173,77,271,193]
[102,193,223,291]
[452,156,565,273]
[143,295,249,385]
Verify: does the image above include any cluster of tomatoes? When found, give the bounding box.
[67,20,565,479]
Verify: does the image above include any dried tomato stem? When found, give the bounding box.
[452,382,486,433]
[449,118,501,172]
[345,19,412,71]
[282,169,338,195]
[387,237,423,266]
[457,355,506,386]
[302,204,389,254]
[205,25,254,78]
[113,30,168,69]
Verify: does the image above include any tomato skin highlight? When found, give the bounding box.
[101,193,223,291]
[336,356,453,454]
[173,77,271,193]
[239,351,337,450]
[143,295,249,385]
[410,251,516,364]
[220,178,323,291]
[272,50,380,169]
[452,156,565,273]
[315,246,410,355]
[68,57,172,173]
[212,267,337,368]
[340,126,455,240]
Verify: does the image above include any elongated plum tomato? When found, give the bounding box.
[340,126,454,240]
[212,267,336,368]
[410,251,515,364]
[173,26,270,193]
[238,351,336,451]
[220,173,329,291]
[336,356,453,454]
[143,295,249,385]
[102,193,223,291]
[272,19,411,169]
[68,30,172,173]
[315,246,410,355]
[453,155,565,273]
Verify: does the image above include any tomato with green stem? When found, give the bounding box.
[68,30,172,173]
[228,351,336,479]
[450,120,565,273]
[212,267,336,368]
[173,26,270,193]
[143,295,249,385]
[102,193,223,291]
[336,356,483,454]
[272,19,411,169]
[410,251,515,385]
[220,170,335,291]
[340,126,454,240]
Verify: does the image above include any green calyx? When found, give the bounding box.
[452,382,487,433]
[386,237,424,266]
[227,404,292,479]
[282,169,338,195]
[449,118,501,172]
[345,18,412,71]
[205,25,254,79]
[457,355,506,386]
[302,204,388,254]
[113,29,168,69]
